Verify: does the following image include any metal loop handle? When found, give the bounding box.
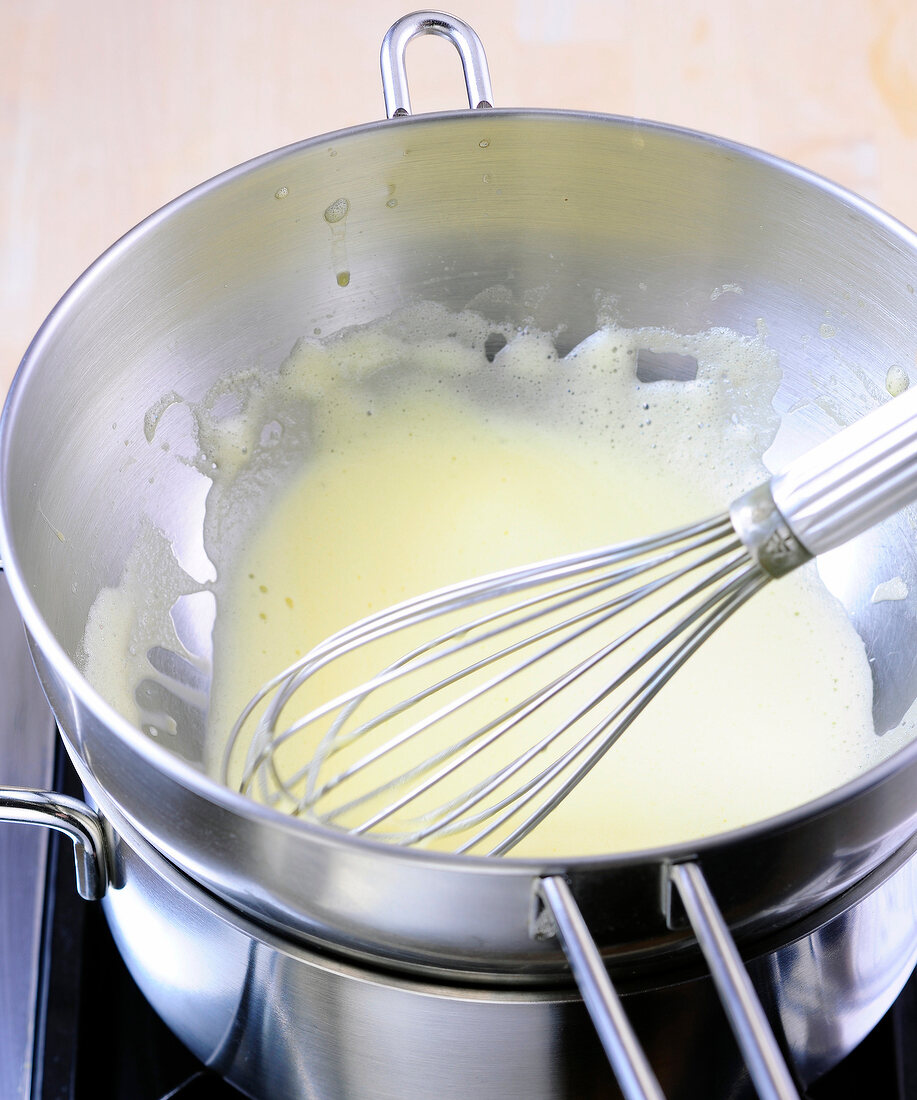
[380,10,494,118]
[0,787,109,900]
[538,865,800,1100]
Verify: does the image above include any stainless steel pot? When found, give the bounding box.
[3,11,917,1099]
[69,757,917,1100]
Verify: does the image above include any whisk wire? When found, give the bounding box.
[331,545,755,840]
[299,531,747,818]
[226,512,771,853]
[229,514,736,799]
[479,564,770,856]
[349,556,766,851]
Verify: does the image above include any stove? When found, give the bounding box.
[2,571,916,1100]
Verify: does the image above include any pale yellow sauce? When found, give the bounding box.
[83,307,916,857]
[210,343,894,855]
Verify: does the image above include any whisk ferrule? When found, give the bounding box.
[728,483,812,579]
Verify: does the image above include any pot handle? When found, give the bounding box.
[538,864,800,1100]
[0,787,109,900]
[380,11,494,118]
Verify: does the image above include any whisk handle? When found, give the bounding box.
[769,385,917,560]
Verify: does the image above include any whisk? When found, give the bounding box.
[225,386,917,855]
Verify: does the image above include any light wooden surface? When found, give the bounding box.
[3,0,917,397]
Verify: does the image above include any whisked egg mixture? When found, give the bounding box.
[81,303,917,856]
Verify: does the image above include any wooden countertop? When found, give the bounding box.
[3,0,916,396]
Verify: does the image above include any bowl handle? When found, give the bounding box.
[538,865,801,1100]
[380,11,494,118]
[0,788,109,900]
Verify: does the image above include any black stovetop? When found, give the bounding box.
[25,744,917,1100]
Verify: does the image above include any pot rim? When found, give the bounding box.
[5,104,917,877]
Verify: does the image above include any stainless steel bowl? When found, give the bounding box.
[3,11,917,1098]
